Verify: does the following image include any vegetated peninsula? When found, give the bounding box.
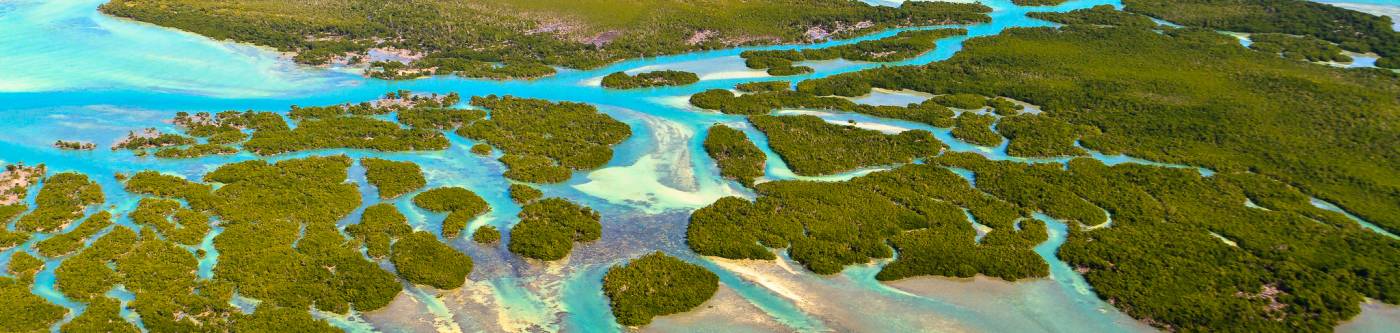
[98,0,991,79]
[115,92,471,159]
[1122,0,1400,68]
[702,125,766,186]
[779,15,1400,331]
[742,28,967,75]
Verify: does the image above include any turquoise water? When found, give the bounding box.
[1314,1,1400,31]
[2,0,1396,332]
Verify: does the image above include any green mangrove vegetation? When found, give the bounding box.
[243,115,449,155]
[702,125,766,186]
[99,0,990,78]
[361,158,426,199]
[602,252,719,326]
[996,114,1094,158]
[787,19,1400,330]
[16,172,104,233]
[601,70,699,89]
[413,187,490,238]
[741,28,966,75]
[346,203,412,259]
[929,93,987,110]
[391,231,474,289]
[688,161,1045,277]
[950,112,1003,147]
[123,156,404,316]
[750,115,941,176]
[473,225,500,244]
[113,129,196,151]
[1249,33,1353,63]
[734,81,790,93]
[231,307,338,333]
[62,298,139,333]
[796,25,1400,237]
[689,87,956,127]
[152,144,238,159]
[508,198,602,261]
[1027,5,1157,29]
[470,144,492,156]
[129,198,213,246]
[35,211,113,258]
[458,96,631,183]
[509,184,543,204]
[396,107,485,130]
[53,140,96,150]
[1012,0,1070,5]
[1122,0,1400,68]
[0,253,64,331]
[937,152,1400,332]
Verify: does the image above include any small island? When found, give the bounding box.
[472,225,501,244]
[362,158,427,199]
[508,198,602,261]
[602,252,719,326]
[53,140,96,150]
[600,70,699,89]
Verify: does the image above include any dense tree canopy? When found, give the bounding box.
[702,125,766,186]
[458,96,631,183]
[508,198,602,261]
[751,115,941,176]
[100,0,991,78]
[603,252,719,326]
